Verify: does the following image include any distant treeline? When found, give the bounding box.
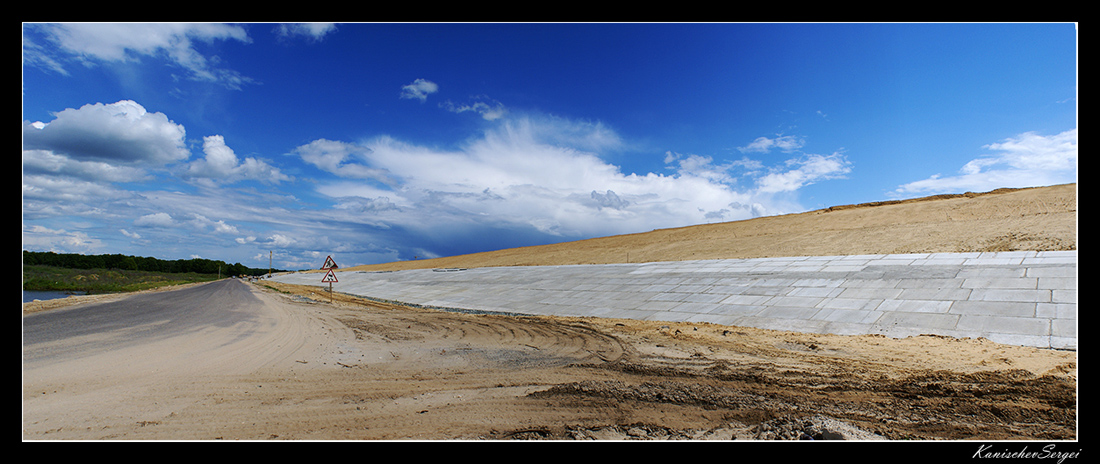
[22,251,278,277]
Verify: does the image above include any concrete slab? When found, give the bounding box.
[269,251,1076,350]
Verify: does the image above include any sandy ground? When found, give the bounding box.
[22,184,1077,441]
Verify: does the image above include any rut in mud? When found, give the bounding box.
[509,359,1076,440]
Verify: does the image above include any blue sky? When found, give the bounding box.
[22,22,1077,270]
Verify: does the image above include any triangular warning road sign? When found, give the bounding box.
[321,255,338,270]
[321,269,339,283]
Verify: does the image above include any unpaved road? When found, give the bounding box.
[23,278,1076,440]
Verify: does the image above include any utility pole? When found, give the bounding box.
[269,251,273,278]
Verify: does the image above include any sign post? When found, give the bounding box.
[320,256,339,302]
[321,269,338,301]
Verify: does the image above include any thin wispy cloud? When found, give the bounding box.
[755,152,852,194]
[400,78,440,102]
[24,23,254,89]
[738,135,806,154]
[21,224,103,254]
[442,97,508,121]
[893,129,1077,197]
[274,23,337,42]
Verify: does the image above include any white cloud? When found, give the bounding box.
[664,151,738,184]
[400,78,439,102]
[738,135,806,154]
[21,34,68,75]
[268,234,296,247]
[978,129,1078,172]
[23,102,287,186]
[188,135,240,177]
[26,23,253,89]
[23,100,189,166]
[184,135,290,184]
[292,138,393,182]
[517,114,625,154]
[442,97,508,121]
[22,149,150,184]
[21,171,136,215]
[187,214,239,234]
[214,221,238,234]
[590,189,629,210]
[135,212,175,227]
[894,129,1077,196]
[755,152,852,194]
[275,23,337,41]
[22,224,104,253]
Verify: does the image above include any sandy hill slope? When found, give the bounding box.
[348,183,1077,272]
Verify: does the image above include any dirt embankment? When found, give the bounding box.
[347,183,1076,272]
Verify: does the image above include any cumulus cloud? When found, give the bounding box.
[22,100,191,222]
[894,129,1077,196]
[268,234,296,247]
[184,135,290,184]
[135,212,175,228]
[590,189,629,210]
[23,100,189,166]
[22,101,287,188]
[25,23,253,89]
[400,78,439,102]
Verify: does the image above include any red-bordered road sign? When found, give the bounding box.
[321,269,339,283]
[321,255,338,270]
